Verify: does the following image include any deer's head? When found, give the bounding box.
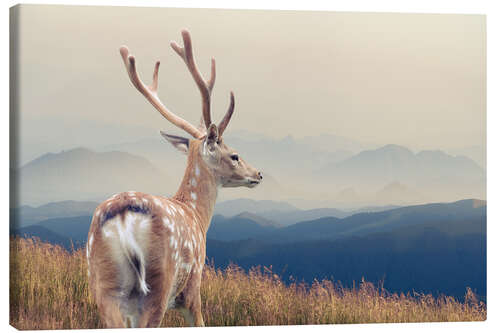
[120,30,262,189]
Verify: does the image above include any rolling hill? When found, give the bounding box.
[12,225,72,249]
[13,216,93,250]
[259,199,486,243]
[214,199,297,217]
[10,200,99,229]
[207,213,280,241]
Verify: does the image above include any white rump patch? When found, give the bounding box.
[100,213,152,295]
[103,228,113,238]
[190,192,197,200]
[195,164,200,177]
[140,218,150,230]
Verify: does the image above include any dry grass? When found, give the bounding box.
[10,237,486,330]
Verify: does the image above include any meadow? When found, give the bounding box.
[9,237,486,329]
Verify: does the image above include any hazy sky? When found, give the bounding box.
[14,5,485,163]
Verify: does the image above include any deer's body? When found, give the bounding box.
[88,140,217,327]
[87,30,261,328]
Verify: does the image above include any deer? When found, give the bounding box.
[86,29,262,328]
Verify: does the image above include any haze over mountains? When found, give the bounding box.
[14,132,486,209]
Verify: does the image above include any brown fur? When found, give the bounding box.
[88,140,220,327]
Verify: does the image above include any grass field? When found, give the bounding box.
[9,237,486,329]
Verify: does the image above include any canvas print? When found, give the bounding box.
[9,4,486,329]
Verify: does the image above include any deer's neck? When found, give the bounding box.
[173,141,218,234]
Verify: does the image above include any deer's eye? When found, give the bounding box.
[230,154,239,162]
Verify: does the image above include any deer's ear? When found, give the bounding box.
[160,131,189,154]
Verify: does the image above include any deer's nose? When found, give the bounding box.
[258,172,263,180]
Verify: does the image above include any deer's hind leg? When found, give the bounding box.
[137,289,171,328]
[174,273,205,327]
[137,236,176,327]
[97,295,126,328]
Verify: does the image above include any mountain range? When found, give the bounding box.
[256,199,485,243]
[14,141,486,209]
[315,144,485,204]
[13,198,485,247]
[11,198,399,230]
[206,199,486,300]
[10,198,486,300]
[207,213,281,241]
[10,200,98,229]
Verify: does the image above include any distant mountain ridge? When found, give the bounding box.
[316,144,485,204]
[11,198,400,235]
[214,198,401,226]
[207,214,280,241]
[320,144,484,183]
[13,198,485,248]
[15,147,174,206]
[11,200,99,229]
[233,212,281,228]
[257,199,486,244]
[214,199,297,217]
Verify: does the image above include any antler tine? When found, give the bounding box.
[218,91,235,136]
[119,45,204,139]
[170,29,215,129]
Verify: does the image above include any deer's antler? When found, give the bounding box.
[120,29,236,139]
[170,30,215,130]
[119,45,204,139]
[218,91,235,136]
